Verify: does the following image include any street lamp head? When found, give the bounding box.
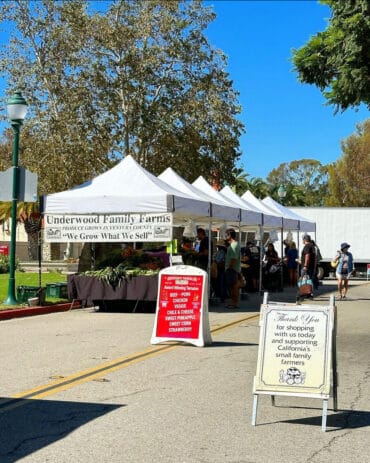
[7,91,28,123]
[277,184,287,199]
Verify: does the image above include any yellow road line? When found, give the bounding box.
[0,313,259,412]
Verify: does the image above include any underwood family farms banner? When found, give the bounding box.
[44,213,172,243]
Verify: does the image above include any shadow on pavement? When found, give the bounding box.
[207,341,258,347]
[0,397,123,463]
[254,408,370,431]
[281,409,370,430]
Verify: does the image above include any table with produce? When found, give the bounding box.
[67,246,167,308]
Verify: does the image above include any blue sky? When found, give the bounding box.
[205,0,369,179]
[1,1,368,181]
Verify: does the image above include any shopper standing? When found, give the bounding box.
[196,228,209,271]
[300,234,315,298]
[225,229,241,309]
[286,241,298,287]
[335,242,354,299]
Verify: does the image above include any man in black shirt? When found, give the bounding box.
[299,234,316,301]
[196,228,209,271]
[301,234,315,280]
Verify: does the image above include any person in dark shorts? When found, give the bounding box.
[335,242,354,299]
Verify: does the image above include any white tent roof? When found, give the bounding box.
[158,167,213,204]
[159,167,239,224]
[192,176,241,222]
[219,186,263,225]
[263,196,316,232]
[262,196,299,229]
[44,155,210,223]
[241,190,283,227]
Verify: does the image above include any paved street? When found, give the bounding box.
[0,280,369,462]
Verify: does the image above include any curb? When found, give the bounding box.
[0,300,82,321]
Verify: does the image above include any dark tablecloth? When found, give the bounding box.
[67,274,158,307]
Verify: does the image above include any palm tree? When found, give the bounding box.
[233,171,250,195]
[0,202,41,260]
[247,177,270,199]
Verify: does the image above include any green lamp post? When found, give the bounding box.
[277,184,287,205]
[3,91,28,305]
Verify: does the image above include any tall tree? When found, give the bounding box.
[85,0,243,183]
[0,0,244,194]
[266,159,328,206]
[0,0,114,194]
[326,119,370,206]
[292,0,370,112]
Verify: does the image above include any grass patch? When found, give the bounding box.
[0,272,68,310]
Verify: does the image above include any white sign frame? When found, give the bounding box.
[151,265,212,347]
[252,294,337,431]
[254,304,334,397]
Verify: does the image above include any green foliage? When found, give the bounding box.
[0,0,244,192]
[325,119,370,206]
[0,272,67,308]
[292,0,370,112]
[0,256,11,274]
[0,256,20,274]
[83,265,159,288]
[96,248,163,270]
[246,177,270,199]
[229,168,270,198]
[83,265,129,289]
[266,159,328,206]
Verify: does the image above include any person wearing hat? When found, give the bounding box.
[335,242,354,299]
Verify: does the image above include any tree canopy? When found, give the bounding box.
[292,0,370,112]
[266,159,328,206]
[0,0,244,195]
[326,119,370,206]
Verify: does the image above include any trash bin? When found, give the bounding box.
[46,283,68,299]
[16,286,46,305]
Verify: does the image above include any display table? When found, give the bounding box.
[67,274,159,308]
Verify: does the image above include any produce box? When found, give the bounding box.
[17,286,46,304]
[46,283,68,299]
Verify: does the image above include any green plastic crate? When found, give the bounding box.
[46,283,68,299]
[16,286,46,304]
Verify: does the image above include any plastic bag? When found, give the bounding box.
[297,275,313,295]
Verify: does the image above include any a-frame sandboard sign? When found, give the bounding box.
[252,293,338,432]
[151,265,212,347]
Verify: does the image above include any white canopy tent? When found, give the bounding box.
[192,176,241,223]
[262,196,316,232]
[241,190,283,228]
[44,155,211,224]
[261,197,299,230]
[158,167,237,225]
[220,186,263,226]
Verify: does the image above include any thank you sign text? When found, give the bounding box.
[254,305,334,397]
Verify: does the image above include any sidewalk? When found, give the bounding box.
[210,278,360,312]
[0,300,81,321]
[0,279,367,321]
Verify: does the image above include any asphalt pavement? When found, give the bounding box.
[0,279,369,462]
